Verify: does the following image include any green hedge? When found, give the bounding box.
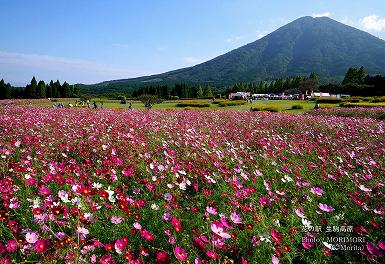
[218,100,246,107]
[340,102,385,108]
[291,104,304,109]
[252,106,280,112]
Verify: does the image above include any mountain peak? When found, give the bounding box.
[89,16,385,91]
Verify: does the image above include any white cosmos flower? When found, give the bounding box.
[151,204,159,210]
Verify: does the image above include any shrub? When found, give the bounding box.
[291,104,304,110]
[340,102,385,108]
[346,98,361,103]
[371,97,385,103]
[251,106,280,112]
[169,96,179,100]
[176,101,210,108]
[138,94,161,109]
[320,104,335,109]
[264,106,280,112]
[218,100,246,107]
[212,100,226,105]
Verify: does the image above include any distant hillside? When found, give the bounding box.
[80,16,385,95]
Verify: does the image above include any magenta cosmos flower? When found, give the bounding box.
[318,203,335,213]
[114,238,127,254]
[34,240,49,253]
[259,197,271,207]
[366,242,383,257]
[174,246,188,262]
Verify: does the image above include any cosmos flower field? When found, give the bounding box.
[0,106,384,263]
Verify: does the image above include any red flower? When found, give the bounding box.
[104,243,113,251]
[156,251,171,264]
[140,229,154,241]
[271,229,282,245]
[171,217,182,232]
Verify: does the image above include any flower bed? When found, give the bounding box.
[0,106,384,263]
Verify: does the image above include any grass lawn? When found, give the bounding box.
[29,98,385,113]
[27,99,326,113]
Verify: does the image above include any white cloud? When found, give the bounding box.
[0,51,150,85]
[312,12,331,18]
[360,15,385,32]
[183,56,204,65]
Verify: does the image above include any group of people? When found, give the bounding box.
[53,100,104,109]
[52,100,135,110]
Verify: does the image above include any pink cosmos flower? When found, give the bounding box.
[77,226,89,239]
[302,235,316,249]
[358,184,372,192]
[220,216,234,229]
[110,216,124,224]
[230,212,242,223]
[318,203,335,213]
[99,253,115,264]
[272,255,280,264]
[259,197,271,207]
[164,193,173,202]
[26,232,38,244]
[211,222,231,239]
[133,222,142,230]
[295,208,306,219]
[168,236,176,244]
[310,187,324,196]
[255,169,263,176]
[174,246,188,262]
[91,254,97,263]
[206,206,217,215]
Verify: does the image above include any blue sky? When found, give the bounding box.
[1,0,385,85]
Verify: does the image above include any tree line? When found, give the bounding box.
[132,83,213,99]
[129,74,319,99]
[0,77,79,100]
[320,66,385,96]
[130,66,385,98]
